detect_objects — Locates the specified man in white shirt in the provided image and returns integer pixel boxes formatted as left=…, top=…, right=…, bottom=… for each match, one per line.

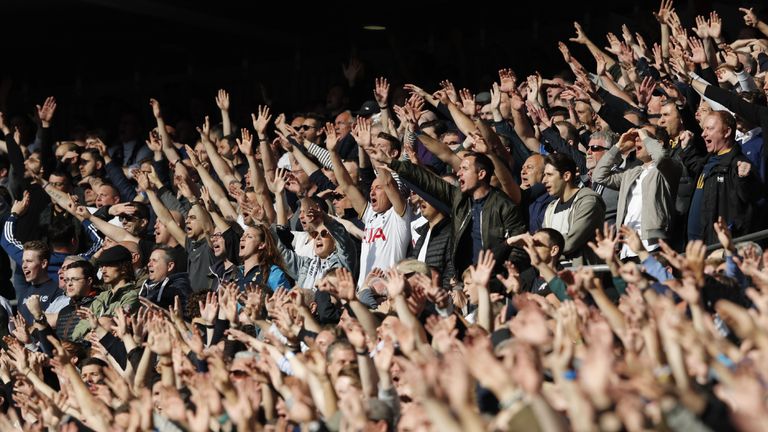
left=593, top=127, right=681, bottom=259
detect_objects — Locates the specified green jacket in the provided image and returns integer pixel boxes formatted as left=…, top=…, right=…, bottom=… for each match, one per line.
left=71, top=282, right=139, bottom=341
left=390, top=160, right=526, bottom=272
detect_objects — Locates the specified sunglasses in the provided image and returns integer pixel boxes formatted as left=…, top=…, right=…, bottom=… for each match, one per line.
left=297, top=125, right=316, bottom=131
left=309, top=229, right=331, bottom=239
left=588, top=145, right=609, bottom=152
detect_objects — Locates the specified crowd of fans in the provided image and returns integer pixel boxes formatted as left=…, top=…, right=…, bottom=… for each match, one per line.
left=1, top=1, right=768, bottom=430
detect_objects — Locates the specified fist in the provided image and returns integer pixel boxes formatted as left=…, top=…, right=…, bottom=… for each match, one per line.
left=737, top=160, right=752, bottom=178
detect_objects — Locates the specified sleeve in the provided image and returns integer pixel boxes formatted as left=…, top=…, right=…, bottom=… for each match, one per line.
left=704, top=85, right=768, bottom=130
left=724, top=254, right=747, bottom=288
left=304, top=143, right=334, bottom=169
left=389, top=159, right=456, bottom=205
left=540, top=126, right=587, bottom=175
left=1, top=214, right=24, bottom=265
left=105, top=161, right=137, bottom=202
left=641, top=255, right=673, bottom=282
left=595, top=88, right=638, bottom=133
left=546, top=277, right=571, bottom=301
left=324, top=217, right=355, bottom=271
left=157, top=186, right=190, bottom=218
left=268, top=267, right=291, bottom=291
left=270, top=226, right=306, bottom=282
left=307, top=170, right=336, bottom=195
left=152, top=160, right=173, bottom=190
left=4, top=132, right=26, bottom=200
left=592, top=147, right=624, bottom=190
left=79, top=220, right=104, bottom=260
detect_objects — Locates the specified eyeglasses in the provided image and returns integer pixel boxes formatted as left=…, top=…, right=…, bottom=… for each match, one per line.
left=210, top=232, right=223, bottom=239
left=309, top=229, right=331, bottom=239
left=64, top=277, right=86, bottom=283
left=588, top=145, right=609, bottom=152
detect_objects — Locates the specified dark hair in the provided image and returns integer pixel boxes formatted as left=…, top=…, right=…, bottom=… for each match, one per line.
left=537, top=228, right=565, bottom=260
left=304, top=112, right=325, bottom=125
left=377, top=132, right=402, bottom=155
left=544, top=153, right=578, bottom=184
left=152, top=245, right=180, bottom=274
left=67, top=260, right=97, bottom=282
left=464, top=151, right=495, bottom=183
left=23, top=240, right=51, bottom=262
left=554, top=121, right=579, bottom=145
left=80, top=357, right=108, bottom=369
left=47, top=219, right=77, bottom=249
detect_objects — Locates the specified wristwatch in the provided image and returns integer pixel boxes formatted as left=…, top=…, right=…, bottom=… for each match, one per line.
left=34, top=314, right=46, bottom=325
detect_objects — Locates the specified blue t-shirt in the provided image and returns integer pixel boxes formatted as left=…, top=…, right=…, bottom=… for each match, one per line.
left=239, top=264, right=291, bottom=293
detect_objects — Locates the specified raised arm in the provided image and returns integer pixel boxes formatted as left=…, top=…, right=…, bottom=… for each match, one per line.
left=75, top=206, right=139, bottom=243
left=197, top=116, right=241, bottom=185
left=236, top=129, right=276, bottom=224
left=326, top=123, right=368, bottom=215
left=149, top=98, right=182, bottom=165
left=252, top=106, right=276, bottom=179
left=138, top=173, right=187, bottom=245
left=183, top=144, right=238, bottom=222
left=215, top=89, right=232, bottom=137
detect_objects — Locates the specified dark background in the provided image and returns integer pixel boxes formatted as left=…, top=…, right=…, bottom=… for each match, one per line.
left=0, top=0, right=764, bottom=143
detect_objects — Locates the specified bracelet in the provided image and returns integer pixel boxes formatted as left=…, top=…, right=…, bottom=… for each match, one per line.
left=379, top=104, right=388, bottom=109
left=355, top=349, right=368, bottom=356
left=259, top=138, right=268, bottom=142
left=158, top=360, right=173, bottom=367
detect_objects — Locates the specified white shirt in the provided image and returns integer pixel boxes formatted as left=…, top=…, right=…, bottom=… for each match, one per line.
left=417, top=226, right=432, bottom=262
left=620, top=164, right=659, bottom=258
left=410, top=215, right=428, bottom=247
left=357, top=203, right=412, bottom=288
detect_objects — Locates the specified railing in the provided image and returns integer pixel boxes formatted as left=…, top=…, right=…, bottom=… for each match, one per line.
left=563, top=228, right=768, bottom=272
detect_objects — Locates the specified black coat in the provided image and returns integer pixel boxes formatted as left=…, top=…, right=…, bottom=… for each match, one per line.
left=410, top=217, right=455, bottom=288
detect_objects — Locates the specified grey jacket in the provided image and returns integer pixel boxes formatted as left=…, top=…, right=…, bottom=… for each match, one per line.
left=543, top=187, right=605, bottom=266
left=593, top=137, right=682, bottom=240
left=272, top=217, right=354, bottom=289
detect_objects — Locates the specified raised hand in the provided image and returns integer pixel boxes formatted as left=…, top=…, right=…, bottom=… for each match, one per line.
left=588, top=222, right=619, bottom=263
left=635, top=77, right=656, bottom=108
left=489, top=82, right=502, bottom=113
left=740, top=7, right=759, bottom=27
left=471, top=249, right=496, bottom=288
left=350, top=117, right=371, bottom=149
left=149, top=98, right=162, bottom=119
left=215, top=89, right=230, bottom=112
left=385, top=268, right=405, bottom=298
left=687, top=37, right=706, bottom=64
left=569, top=22, right=589, bottom=45
left=654, top=0, right=674, bottom=25
left=236, top=128, right=253, bottom=156
left=373, top=77, right=390, bottom=108
left=707, top=11, right=722, bottom=40
left=36, top=96, right=57, bottom=127
left=693, top=15, right=709, bottom=39
left=497, top=261, right=521, bottom=295
left=458, top=88, right=476, bottom=117
left=266, top=167, right=289, bottom=195
left=11, top=190, right=30, bottom=216
left=323, top=122, right=338, bottom=152
left=439, top=80, right=459, bottom=103
left=335, top=267, right=356, bottom=301
left=605, top=32, right=622, bottom=55
left=251, top=105, right=272, bottom=136
left=198, top=291, right=218, bottom=325
left=498, top=69, right=517, bottom=93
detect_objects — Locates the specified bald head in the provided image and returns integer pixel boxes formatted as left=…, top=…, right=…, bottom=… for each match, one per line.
left=520, top=154, right=545, bottom=188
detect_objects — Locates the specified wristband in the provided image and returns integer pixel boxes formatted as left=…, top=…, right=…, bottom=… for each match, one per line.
left=355, top=349, right=368, bottom=356
left=379, top=104, right=388, bottom=109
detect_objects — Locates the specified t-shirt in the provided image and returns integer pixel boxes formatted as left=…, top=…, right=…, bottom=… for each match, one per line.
left=186, top=237, right=215, bottom=292
left=17, top=279, right=62, bottom=324
left=548, top=193, right=577, bottom=238
left=358, top=204, right=412, bottom=287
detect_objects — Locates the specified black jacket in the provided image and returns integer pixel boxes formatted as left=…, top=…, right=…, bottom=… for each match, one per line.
left=682, top=144, right=763, bottom=244
left=410, top=217, right=455, bottom=288
left=139, top=273, right=192, bottom=311
left=390, top=159, right=527, bottom=273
